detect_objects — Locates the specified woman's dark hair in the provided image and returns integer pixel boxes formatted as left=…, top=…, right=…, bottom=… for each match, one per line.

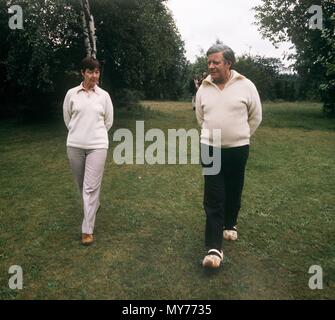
left=81, top=56, right=100, bottom=71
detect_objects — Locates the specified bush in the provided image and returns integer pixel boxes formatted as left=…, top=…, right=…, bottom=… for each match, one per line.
left=110, top=88, right=143, bottom=109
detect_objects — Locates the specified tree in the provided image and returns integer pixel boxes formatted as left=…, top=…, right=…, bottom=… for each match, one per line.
left=89, top=0, right=187, bottom=100
left=191, top=50, right=208, bottom=79
left=1, top=0, right=83, bottom=118
left=235, top=55, right=285, bottom=100
left=318, top=1, right=335, bottom=115
left=187, top=45, right=300, bottom=101
left=0, top=0, right=188, bottom=118
left=80, top=0, right=97, bottom=58
left=253, top=0, right=335, bottom=116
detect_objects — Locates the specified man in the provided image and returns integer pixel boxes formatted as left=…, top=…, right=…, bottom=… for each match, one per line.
left=63, top=57, right=114, bottom=245
left=195, top=44, right=262, bottom=268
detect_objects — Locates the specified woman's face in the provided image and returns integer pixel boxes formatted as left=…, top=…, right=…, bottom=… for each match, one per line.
left=82, top=68, right=100, bottom=87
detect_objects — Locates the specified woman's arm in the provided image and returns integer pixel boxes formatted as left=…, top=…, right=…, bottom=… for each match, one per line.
left=104, top=93, right=114, bottom=131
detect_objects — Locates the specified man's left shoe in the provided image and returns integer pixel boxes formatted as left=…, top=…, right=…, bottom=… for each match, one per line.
left=223, top=226, right=238, bottom=241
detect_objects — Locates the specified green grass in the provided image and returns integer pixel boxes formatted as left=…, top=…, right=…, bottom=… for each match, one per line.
left=0, top=101, right=334, bottom=299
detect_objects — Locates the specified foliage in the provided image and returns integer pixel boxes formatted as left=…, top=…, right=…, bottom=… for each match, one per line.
left=235, top=55, right=286, bottom=100
left=3, top=0, right=83, bottom=92
left=0, top=0, right=187, bottom=118
left=0, top=0, right=83, bottom=117
left=187, top=50, right=302, bottom=101
left=253, top=0, right=335, bottom=115
left=190, top=50, right=208, bottom=79
left=90, top=0, right=187, bottom=100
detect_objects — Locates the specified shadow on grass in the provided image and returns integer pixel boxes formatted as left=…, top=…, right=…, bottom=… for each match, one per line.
left=199, top=257, right=228, bottom=277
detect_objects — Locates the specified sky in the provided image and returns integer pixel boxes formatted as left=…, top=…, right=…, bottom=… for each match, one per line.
left=165, top=0, right=295, bottom=65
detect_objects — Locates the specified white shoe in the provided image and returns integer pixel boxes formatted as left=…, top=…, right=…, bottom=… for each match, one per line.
left=202, top=249, right=224, bottom=269
left=223, top=226, right=238, bottom=241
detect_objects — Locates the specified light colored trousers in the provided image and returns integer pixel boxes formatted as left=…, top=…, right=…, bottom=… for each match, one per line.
left=67, top=147, right=107, bottom=234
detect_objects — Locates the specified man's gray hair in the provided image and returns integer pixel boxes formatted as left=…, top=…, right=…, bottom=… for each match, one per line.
left=206, top=44, right=236, bottom=69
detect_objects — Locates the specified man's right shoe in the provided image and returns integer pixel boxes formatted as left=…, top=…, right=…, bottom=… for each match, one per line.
left=202, top=249, right=224, bottom=269
left=81, top=233, right=94, bottom=246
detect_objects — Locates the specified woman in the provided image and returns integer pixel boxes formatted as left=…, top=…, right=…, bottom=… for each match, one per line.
left=63, top=57, right=113, bottom=245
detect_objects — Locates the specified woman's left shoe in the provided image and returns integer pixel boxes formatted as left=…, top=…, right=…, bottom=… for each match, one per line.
left=81, top=233, right=94, bottom=245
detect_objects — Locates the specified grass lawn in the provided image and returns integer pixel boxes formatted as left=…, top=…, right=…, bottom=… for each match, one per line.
left=0, top=101, right=334, bottom=299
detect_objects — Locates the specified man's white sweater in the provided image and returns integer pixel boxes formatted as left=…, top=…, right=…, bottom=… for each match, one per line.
left=63, top=83, right=114, bottom=149
left=195, top=70, right=262, bottom=148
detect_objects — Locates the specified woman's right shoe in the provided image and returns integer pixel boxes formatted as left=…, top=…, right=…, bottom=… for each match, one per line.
left=202, top=249, right=223, bottom=269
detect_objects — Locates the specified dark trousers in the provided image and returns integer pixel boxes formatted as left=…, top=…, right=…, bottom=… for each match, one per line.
left=201, top=144, right=249, bottom=250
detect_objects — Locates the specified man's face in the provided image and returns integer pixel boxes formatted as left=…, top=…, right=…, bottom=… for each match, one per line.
left=82, top=68, right=100, bottom=87
left=207, top=52, right=231, bottom=83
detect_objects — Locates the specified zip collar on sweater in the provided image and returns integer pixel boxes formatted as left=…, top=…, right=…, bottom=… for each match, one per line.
left=202, top=70, right=245, bottom=90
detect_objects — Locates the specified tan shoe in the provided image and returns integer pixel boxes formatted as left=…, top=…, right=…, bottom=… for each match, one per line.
left=202, top=249, right=224, bottom=269
left=223, top=226, right=238, bottom=241
left=81, top=233, right=94, bottom=246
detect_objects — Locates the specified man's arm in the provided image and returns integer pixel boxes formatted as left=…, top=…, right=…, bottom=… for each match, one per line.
left=195, top=90, right=204, bottom=127
left=247, top=83, right=262, bottom=136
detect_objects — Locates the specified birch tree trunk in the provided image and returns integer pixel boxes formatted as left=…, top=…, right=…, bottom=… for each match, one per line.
left=80, top=0, right=97, bottom=58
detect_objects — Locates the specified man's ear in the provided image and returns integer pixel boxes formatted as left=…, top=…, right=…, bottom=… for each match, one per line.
left=81, top=69, right=85, bottom=78
left=224, top=60, right=232, bottom=68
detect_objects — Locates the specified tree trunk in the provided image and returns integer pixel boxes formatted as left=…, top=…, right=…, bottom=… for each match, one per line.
left=80, top=0, right=97, bottom=58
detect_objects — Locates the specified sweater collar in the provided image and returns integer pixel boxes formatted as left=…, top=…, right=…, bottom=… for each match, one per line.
left=77, top=82, right=100, bottom=95
left=203, top=70, right=245, bottom=89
